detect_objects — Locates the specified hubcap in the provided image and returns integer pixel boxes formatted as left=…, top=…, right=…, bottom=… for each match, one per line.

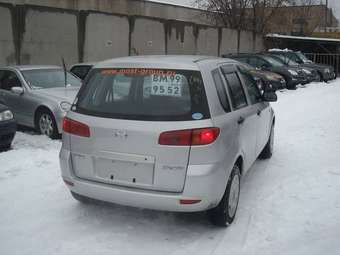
left=39, top=114, right=53, bottom=137
left=228, top=174, right=240, bottom=218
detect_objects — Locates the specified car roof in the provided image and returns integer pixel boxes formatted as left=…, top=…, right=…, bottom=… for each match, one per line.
left=94, top=55, right=234, bottom=70
left=2, top=65, right=62, bottom=71
left=70, top=62, right=97, bottom=68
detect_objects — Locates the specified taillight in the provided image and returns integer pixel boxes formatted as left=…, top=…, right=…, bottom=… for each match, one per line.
left=159, top=127, right=219, bottom=146
left=192, top=128, right=220, bottom=145
left=63, top=117, right=90, bottom=137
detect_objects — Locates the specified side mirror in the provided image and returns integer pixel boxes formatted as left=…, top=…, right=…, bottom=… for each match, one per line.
left=262, top=91, right=277, bottom=102
left=11, top=87, right=24, bottom=95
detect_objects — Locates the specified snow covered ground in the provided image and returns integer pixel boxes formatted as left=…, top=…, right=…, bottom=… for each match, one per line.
left=1, top=81, right=340, bottom=255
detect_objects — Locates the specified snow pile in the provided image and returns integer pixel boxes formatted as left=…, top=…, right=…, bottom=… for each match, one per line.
left=268, top=48, right=292, bottom=52
left=1, top=81, right=340, bottom=255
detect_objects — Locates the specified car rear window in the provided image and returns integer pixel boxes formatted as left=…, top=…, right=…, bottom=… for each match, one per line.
left=74, top=68, right=210, bottom=121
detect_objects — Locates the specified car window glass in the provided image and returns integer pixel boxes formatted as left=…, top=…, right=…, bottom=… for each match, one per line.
left=248, top=57, right=259, bottom=67
left=76, top=68, right=210, bottom=121
left=256, top=57, right=268, bottom=68
left=221, top=69, right=247, bottom=110
left=211, top=69, right=230, bottom=112
left=238, top=66, right=262, bottom=105
left=234, top=57, right=248, bottom=64
left=22, top=69, right=81, bottom=89
left=0, top=71, right=21, bottom=91
left=70, top=66, right=92, bottom=80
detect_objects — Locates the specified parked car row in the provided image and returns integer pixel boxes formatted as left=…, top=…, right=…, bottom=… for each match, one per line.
left=0, top=53, right=335, bottom=227
left=0, top=50, right=335, bottom=144
left=222, top=50, right=336, bottom=90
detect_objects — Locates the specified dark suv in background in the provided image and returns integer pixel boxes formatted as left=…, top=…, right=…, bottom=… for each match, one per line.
left=268, top=50, right=336, bottom=82
left=266, top=53, right=319, bottom=83
left=223, top=53, right=307, bottom=89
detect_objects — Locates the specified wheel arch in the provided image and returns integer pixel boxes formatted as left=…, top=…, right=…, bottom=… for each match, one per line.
left=235, top=155, right=244, bottom=176
left=34, top=105, right=55, bottom=129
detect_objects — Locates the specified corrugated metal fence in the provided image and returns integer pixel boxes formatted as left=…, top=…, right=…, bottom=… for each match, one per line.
left=304, top=53, right=340, bottom=76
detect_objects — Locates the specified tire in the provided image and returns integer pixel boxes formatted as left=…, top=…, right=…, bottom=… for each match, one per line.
left=71, top=191, right=92, bottom=204
left=36, top=109, right=59, bottom=139
left=315, top=72, right=322, bottom=82
left=0, top=143, right=11, bottom=152
left=209, top=164, right=241, bottom=227
left=284, top=77, right=296, bottom=90
left=259, top=124, right=274, bottom=159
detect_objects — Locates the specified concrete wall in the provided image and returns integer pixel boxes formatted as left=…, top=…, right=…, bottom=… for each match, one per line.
left=83, top=13, right=129, bottom=62
left=196, top=27, right=219, bottom=56
left=130, top=17, right=166, bottom=55
left=0, top=0, right=212, bottom=25
left=166, top=23, right=196, bottom=55
left=0, top=5, right=15, bottom=66
left=220, top=28, right=239, bottom=55
left=239, top=31, right=254, bottom=53
left=0, top=2, right=264, bottom=67
left=20, top=8, right=78, bottom=65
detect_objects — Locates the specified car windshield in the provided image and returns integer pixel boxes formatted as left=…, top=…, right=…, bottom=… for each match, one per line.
left=273, top=54, right=299, bottom=66
left=296, top=52, right=312, bottom=63
left=262, top=56, right=285, bottom=67
left=75, top=68, right=210, bottom=121
left=239, top=63, right=254, bottom=70
left=22, top=69, right=82, bottom=89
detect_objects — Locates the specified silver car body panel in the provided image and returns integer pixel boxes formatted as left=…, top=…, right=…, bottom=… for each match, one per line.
left=59, top=55, right=275, bottom=212
left=0, top=66, right=80, bottom=133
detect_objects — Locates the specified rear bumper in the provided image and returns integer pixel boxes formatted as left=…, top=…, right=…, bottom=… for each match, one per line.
left=59, top=148, right=227, bottom=212
left=0, top=120, right=16, bottom=147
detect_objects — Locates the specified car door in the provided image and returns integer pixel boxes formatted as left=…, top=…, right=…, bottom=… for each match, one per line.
left=220, top=65, right=258, bottom=172
left=0, top=70, right=30, bottom=125
left=237, top=65, right=271, bottom=157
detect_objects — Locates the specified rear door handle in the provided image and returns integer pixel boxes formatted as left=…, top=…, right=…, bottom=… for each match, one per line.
left=257, top=109, right=262, bottom=116
left=237, top=116, right=245, bottom=125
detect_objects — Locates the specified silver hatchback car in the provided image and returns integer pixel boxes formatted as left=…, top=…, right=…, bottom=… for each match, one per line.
left=0, top=66, right=81, bottom=138
left=60, top=56, right=276, bottom=226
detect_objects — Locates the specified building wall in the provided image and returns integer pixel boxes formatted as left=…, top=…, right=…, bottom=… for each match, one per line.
left=166, top=22, right=196, bottom=55
left=0, top=5, right=15, bottom=66
left=83, top=13, right=129, bottom=62
left=0, top=0, right=212, bottom=25
left=130, top=17, right=166, bottom=55
left=0, top=1, right=263, bottom=67
left=20, top=8, right=78, bottom=65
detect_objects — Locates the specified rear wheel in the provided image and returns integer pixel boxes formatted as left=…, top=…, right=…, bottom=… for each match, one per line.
left=315, top=72, right=322, bottom=82
left=259, top=124, right=274, bottom=159
left=284, top=77, right=296, bottom=90
left=36, top=109, right=59, bottom=139
left=209, top=164, right=241, bottom=227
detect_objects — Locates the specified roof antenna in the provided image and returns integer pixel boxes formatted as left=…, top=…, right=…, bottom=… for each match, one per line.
left=61, top=57, right=67, bottom=88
